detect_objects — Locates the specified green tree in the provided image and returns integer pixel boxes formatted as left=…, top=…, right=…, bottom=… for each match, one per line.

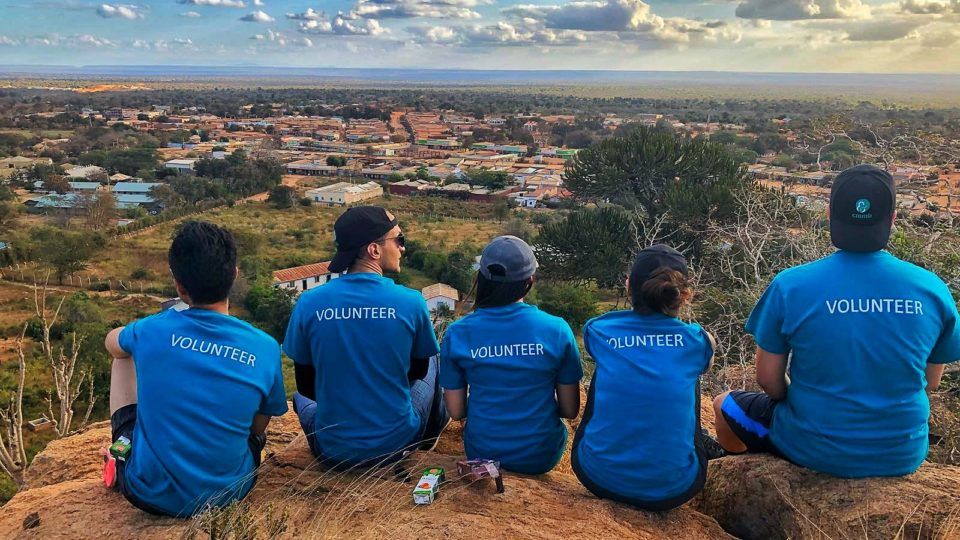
left=244, top=281, right=296, bottom=340
left=654, top=118, right=676, bottom=136
left=535, top=206, right=635, bottom=289
left=268, top=185, right=295, bottom=209
left=43, top=176, right=71, bottom=194
left=34, top=228, right=104, bottom=283
left=564, top=126, right=751, bottom=228
left=771, top=154, right=799, bottom=170
left=0, top=202, right=18, bottom=231
left=529, top=281, right=599, bottom=331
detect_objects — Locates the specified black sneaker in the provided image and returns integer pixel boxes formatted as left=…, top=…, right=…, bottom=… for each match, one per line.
left=699, top=429, right=727, bottom=461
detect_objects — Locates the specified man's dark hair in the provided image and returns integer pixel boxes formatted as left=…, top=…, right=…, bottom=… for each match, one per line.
left=168, top=221, right=237, bottom=305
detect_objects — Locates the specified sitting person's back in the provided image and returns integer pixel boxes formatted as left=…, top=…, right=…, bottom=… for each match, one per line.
left=105, top=221, right=288, bottom=516
left=284, top=206, right=448, bottom=466
left=440, top=236, right=583, bottom=474
left=286, top=271, right=436, bottom=462
left=714, top=164, right=960, bottom=478
left=741, top=249, right=956, bottom=476
left=572, top=245, right=716, bottom=510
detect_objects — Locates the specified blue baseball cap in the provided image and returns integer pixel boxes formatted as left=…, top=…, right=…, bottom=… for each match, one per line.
left=479, top=236, right=538, bottom=282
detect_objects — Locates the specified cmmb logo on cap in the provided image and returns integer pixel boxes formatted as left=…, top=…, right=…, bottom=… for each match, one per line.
left=853, top=198, right=873, bottom=219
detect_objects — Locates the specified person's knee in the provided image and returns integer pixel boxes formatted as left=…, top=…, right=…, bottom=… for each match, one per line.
left=713, top=391, right=730, bottom=421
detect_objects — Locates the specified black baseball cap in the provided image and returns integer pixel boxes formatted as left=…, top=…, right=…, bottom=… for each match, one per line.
left=630, top=244, right=688, bottom=286
left=329, top=206, right=398, bottom=273
left=829, top=164, right=895, bottom=253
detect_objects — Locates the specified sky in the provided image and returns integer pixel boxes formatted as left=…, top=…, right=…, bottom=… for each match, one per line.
left=0, top=0, right=959, bottom=72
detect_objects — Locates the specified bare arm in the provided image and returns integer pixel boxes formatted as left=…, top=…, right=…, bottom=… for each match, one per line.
left=926, top=363, right=946, bottom=395
left=556, top=384, right=580, bottom=419
left=756, top=347, right=789, bottom=401
left=252, top=414, right=271, bottom=436
left=444, top=388, right=467, bottom=421
left=105, top=327, right=131, bottom=359
left=705, top=332, right=717, bottom=372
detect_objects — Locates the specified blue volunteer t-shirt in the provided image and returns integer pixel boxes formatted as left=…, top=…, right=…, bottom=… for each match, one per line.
left=117, top=308, right=288, bottom=516
left=283, top=272, right=440, bottom=463
left=439, top=302, right=582, bottom=474
left=746, top=250, right=960, bottom=478
left=574, top=310, right=712, bottom=501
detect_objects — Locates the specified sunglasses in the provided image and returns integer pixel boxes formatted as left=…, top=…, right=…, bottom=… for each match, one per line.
left=376, top=233, right=405, bottom=248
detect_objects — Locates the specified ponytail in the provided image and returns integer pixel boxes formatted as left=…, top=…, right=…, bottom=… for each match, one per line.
left=633, top=268, right=692, bottom=317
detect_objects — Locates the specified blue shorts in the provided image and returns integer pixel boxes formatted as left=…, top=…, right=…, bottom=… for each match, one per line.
left=719, top=391, right=784, bottom=456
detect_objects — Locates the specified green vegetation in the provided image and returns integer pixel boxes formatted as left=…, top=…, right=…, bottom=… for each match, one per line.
left=565, top=126, right=751, bottom=232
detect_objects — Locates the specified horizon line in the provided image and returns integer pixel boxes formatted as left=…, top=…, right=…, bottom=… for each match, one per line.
left=1, top=64, right=960, bottom=77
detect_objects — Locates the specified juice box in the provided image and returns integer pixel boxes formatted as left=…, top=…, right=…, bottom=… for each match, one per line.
left=412, top=467, right=445, bottom=505
left=109, top=435, right=132, bottom=461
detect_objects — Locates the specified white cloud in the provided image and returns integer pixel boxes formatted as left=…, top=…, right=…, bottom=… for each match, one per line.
left=96, top=4, right=143, bottom=19
left=843, top=20, right=923, bottom=40
left=72, top=34, right=118, bottom=47
left=240, top=9, right=274, bottom=22
left=251, top=28, right=315, bottom=46
left=735, top=0, right=871, bottom=20
left=253, top=0, right=264, bottom=4
left=286, top=8, right=324, bottom=20
left=921, top=27, right=960, bottom=46
left=132, top=37, right=197, bottom=51
left=502, top=0, right=663, bottom=31
left=900, top=0, right=960, bottom=13
left=492, top=0, right=743, bottom=47
left=407, top=21, right=590, bottom=45
left=352, top=0, right=487, bottom=19
left=296, top=12, right=388, bottom=35
left=180, top=10, right=201, bottom=17
left=0, top=36, right=20, bottom=46
left=177, top=0, right=246, bottom=7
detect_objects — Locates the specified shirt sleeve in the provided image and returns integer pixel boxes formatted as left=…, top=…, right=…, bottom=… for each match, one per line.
left=117, top=318, right=142, bottom=357
left=745, top=278, right=790, bottom=355
left=557, top=323, right=584, bottom=385
left=438, top=332, right=466, bottom=390
left=699, top=325, right=715, bottom=375
left=259, top=345, right=290, bottom=416
left=929, top=288, right=960, bottom=365
left=282, top=300, right=312, bottom=366
left=582, top=320, right=598, bottom=363
left=412, top=297, right=441, bottom=359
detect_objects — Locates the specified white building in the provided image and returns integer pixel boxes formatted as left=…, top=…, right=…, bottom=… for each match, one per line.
left=164, top=159, right=198, bottom=174
left=273, top=261, right=342, bottom=293
left=64, top=165, right=107, bottom=179
left=422, top=283, right=459, bottom=313
left=305, top=181, right=383, bottom=206
left=112, top=182, right=162, bottom=197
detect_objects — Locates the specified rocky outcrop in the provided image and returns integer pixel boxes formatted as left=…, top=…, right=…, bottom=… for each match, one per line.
left=6, top=402, right=959, bottom=540
left=1, top=407, right=730, bottom=539
left=699, top=455, right=960, bottom=540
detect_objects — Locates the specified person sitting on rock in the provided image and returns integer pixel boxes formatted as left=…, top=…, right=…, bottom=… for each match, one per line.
left=572, top=244, right=721, bottom=511
left=284, top=206, right=449, bottom=467
left=439, top=236, right=583, bottom=474
left=104, top=221, right=288, bottom=517
left=714, top=164, right=960, bottom=478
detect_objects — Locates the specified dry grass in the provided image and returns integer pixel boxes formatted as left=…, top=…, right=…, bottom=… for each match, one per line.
left=79, top=198, right=504, bottom=291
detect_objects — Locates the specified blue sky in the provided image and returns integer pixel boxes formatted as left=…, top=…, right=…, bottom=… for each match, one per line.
left=1, top=0, right=958, bottom=72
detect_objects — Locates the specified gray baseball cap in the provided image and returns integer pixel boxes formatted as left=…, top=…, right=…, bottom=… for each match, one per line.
left=479, top=236, right=538, bottom=282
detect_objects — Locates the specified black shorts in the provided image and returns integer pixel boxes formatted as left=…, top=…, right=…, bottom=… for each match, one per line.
left=110, top=404, right=267, bottom=517
left=719, top=391, right=783, bottom=456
